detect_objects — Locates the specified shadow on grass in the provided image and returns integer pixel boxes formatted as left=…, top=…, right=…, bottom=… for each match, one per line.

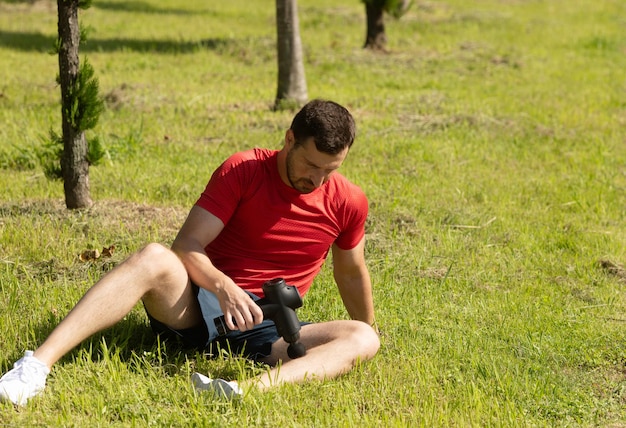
left=27, top=311, right=205, bottom=372
left=92, top=0, right=217, bottom=16
left=0, top=30, right=254, bottom=55
left=0, top=30, right=54, bottom=52
left=1, top=0, right=216, bottom=15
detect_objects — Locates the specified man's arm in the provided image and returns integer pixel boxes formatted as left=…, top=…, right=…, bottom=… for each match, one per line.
left=171, top=205, right=263, bottom=331
left=331, top=237, right=375, bottom=325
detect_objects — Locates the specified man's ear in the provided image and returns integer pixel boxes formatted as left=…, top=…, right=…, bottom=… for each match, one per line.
left=285, top=129, right=295, bottom=149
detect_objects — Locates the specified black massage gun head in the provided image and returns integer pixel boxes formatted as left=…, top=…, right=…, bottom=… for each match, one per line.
left=262, top=278, right=303, bottom=309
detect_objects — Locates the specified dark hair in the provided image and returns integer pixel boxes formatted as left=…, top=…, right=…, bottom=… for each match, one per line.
left=289, top=99, right=356, bottom=154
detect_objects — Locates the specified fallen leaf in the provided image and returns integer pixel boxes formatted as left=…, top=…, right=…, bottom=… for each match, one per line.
left=102, top=245, right=116, bottom=257
left=79, top=249, right=100, bottom=262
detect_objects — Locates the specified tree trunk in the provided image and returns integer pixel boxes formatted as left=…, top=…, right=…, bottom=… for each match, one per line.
left=57, top=0, right=92, bottom=209
left=364, top=1, right=387, bottom=51
left=274, top=0, right=308, bottom=110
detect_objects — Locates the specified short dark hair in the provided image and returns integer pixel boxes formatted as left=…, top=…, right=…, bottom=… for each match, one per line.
left=289, top=99, right=356, bottom=154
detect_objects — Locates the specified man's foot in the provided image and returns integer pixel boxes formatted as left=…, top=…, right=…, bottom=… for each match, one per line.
left=191, top=372, right=242, bottom=400
left=0, top=351, right=50, bottom=406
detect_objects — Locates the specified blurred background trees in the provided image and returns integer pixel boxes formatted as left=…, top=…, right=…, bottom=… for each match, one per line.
left=362, top=0, right=412, bottom=51
left=275, top=0, right=308, bottom=110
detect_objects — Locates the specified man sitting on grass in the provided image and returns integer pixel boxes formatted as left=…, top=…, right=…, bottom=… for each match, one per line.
left=0, top=99, right=380, bottom=406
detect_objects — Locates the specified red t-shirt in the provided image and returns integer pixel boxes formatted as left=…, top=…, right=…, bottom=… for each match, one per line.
left=195, top=148, right=368, bottom=298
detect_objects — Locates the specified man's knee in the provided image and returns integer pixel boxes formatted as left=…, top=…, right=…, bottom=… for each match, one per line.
left=308, top=320, right=380, bottom=359
left=347, top=320, right=380, bottom=360
left=131, top=243, right=187, bottom=283
left=137, top=242, right=173, bottom=259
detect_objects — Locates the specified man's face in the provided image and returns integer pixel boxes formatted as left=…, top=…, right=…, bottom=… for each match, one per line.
left=285, top=137, right=349, bottom=194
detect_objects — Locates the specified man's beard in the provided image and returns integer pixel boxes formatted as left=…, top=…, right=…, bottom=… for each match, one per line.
left=286, top=148, right=315, bottom=194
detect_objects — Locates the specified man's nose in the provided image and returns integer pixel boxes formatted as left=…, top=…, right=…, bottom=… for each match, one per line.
left=310, top=171, right=326, bottom=188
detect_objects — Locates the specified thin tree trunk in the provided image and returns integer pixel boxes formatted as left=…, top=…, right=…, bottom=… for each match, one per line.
left=57, top=0, right=92, bottom=209
left=364, top=1, right=387, bottom=51
left=275, top=0, right=308, bottom=109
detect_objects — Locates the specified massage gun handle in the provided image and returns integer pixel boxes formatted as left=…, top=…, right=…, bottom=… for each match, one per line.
left=213, top=300, right=301, bottom=342
left=271, top=305, right=302, bottom=344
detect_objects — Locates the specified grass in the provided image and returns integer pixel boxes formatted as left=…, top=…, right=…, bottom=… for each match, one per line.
left=1, top=0, right=626, bottom=425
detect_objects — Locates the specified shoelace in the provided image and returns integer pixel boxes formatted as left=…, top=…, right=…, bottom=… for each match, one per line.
left=12, top=359, right=46, bottom=383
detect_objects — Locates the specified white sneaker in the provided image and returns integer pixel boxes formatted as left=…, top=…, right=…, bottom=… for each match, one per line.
left=0, top=351, right=50, bottom=406
left=191, top=372, right=242, bottom=400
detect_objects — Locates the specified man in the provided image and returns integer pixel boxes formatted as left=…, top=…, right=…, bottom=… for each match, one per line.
left=0, top=99, right=380, bottom=405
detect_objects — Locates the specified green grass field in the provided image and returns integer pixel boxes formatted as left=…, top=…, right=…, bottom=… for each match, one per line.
left=1, top=0, right=625, bottom=425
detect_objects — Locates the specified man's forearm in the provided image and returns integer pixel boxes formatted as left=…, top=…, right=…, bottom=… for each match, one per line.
left=171, top=238, right=227, bottom=294
left=335, top=274, right=375, bottom=325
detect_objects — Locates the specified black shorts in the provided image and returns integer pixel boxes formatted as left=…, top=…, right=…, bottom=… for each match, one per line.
left=145, top=311, right=282, bottom=361
left=145, top=309, right=210, bottom=351
left=145, top=285, right=307, bottom=361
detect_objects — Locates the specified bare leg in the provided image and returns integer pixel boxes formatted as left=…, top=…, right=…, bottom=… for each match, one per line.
left=244, top=320, right=380, bottom=390
left=33, top=243, right=201, bottom=368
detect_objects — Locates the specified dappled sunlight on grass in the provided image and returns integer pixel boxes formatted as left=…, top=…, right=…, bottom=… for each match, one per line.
left=1, top=0, right=625, bottom=425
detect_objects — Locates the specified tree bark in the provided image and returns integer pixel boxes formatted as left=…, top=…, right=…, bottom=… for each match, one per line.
left=275, top=0, right=308, bottom=109
left=364, top=1, right=387, bottom=51
left=57, top=0, right=92, bottom=209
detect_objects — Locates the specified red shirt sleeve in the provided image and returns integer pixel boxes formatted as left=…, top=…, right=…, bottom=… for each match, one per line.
left=195, top=151, right=255, bottom=225
left=334, top=184, right=368, bottom=250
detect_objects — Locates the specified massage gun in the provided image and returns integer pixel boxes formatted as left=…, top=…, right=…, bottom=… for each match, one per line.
left=213, top=278, right=307, bottom=359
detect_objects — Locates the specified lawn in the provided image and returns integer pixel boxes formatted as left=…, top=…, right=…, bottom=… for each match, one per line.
left=1, top=0, right=625, bottom=426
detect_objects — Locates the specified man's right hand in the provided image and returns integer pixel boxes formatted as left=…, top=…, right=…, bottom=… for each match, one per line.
left=214, top=278, right=264, bottom=332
